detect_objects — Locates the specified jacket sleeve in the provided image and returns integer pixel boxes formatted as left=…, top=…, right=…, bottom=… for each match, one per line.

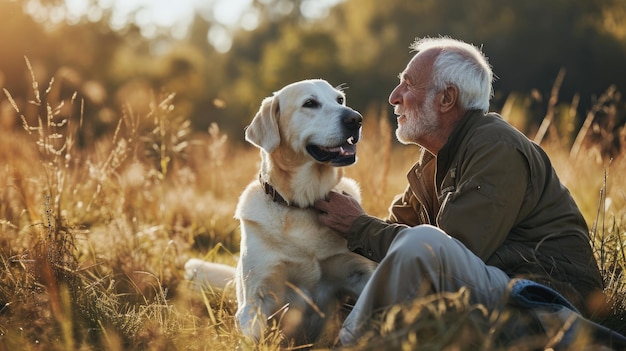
left=437, top=142, right=529, bottom=261
left=344, top=215, right=409, bottom=262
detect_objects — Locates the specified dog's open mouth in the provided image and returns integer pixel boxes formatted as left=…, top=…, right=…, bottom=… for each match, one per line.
left=306, top=136, right=357, bottom=166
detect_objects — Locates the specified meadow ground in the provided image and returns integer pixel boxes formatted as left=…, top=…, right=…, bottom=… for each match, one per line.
left=0, top=79, right=625, bottom=350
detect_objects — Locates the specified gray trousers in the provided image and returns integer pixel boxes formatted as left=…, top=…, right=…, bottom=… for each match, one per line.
left=340, top=224, right=511, bottom=345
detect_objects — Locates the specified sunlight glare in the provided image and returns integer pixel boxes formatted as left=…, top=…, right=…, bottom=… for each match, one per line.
left=62, top=0, right=343, bottom=49
left=208, top=25, right=233, bottom=53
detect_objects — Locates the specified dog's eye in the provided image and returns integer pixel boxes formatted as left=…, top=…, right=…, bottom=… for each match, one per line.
left=303, top=99, right=320, bottom=108
left=337, top=96, right=345, bottom=105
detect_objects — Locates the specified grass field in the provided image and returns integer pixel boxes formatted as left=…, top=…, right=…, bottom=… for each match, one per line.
left=0, top=72, right=624, bottom=350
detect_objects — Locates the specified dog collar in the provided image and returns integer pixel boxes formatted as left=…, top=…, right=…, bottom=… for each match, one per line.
left=259, top=175, right=309, bottom=209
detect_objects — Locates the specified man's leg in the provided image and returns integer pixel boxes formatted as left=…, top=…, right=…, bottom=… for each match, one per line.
left=340, top=225, right=510, bottom=345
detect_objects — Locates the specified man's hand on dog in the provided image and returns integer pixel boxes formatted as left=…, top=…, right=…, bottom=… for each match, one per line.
left=315, top=191, right=366, bottom=235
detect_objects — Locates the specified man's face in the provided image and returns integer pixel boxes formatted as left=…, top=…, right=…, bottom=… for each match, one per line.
left=389, top=52, right=439, bottom=145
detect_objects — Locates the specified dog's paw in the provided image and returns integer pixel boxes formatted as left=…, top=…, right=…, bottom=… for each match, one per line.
left=184, top=258, right=236, bottom=290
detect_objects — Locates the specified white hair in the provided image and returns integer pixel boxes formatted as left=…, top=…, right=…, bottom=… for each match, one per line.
left=410, top=37, right=494, bottom=113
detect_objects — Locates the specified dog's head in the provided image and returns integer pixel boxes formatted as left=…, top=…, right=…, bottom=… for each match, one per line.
left=245, top=79, right=362, bottom=167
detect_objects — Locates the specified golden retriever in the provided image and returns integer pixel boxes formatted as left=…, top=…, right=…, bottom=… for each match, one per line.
left=185, top=79, right=376, bottom=346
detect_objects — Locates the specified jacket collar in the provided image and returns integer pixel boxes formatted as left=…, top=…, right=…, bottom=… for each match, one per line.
left=407, top=109, right=485, bottom=195
left=407, top=148, right=437, bottom=223
left=436, top=109, right=485, bottom=188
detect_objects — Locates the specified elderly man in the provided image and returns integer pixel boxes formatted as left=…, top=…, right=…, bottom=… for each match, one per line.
left=314, top=37, right=612, bottom=346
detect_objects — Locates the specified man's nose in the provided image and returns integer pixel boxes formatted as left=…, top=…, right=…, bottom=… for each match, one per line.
left=389, top=85, right=401, bottom=106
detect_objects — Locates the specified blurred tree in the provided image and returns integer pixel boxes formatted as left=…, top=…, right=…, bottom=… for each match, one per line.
left=319, top=0, right=626, bottom=132
left=476, top=0, right=626, bottom=112
left=1, top=0, right=625, bottom=146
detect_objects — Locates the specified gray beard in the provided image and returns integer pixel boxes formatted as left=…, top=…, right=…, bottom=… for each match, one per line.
left=395, top=92, right=437, bottom=145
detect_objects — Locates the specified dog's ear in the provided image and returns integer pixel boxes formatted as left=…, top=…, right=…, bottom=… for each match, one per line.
left=245, top=95, right=280, bottom=152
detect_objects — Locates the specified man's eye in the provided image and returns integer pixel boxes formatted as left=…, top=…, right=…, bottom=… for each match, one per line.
left=337, top=96, right=345, bottom=105
left=303, top=99, right=320, bottom=108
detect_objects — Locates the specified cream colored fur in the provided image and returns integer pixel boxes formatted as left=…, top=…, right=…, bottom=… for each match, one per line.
left=185, top=79, right=375, bottom=346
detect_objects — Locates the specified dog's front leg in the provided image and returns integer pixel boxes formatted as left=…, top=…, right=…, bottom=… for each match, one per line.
left=236, top=262, right=288, bottom=340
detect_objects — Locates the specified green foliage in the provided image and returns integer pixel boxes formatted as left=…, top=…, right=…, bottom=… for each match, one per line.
left=2, top=0, right=625, bottom=144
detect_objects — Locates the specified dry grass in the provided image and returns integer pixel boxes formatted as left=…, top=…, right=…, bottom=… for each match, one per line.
left=0, top=65, right=624, bottom=350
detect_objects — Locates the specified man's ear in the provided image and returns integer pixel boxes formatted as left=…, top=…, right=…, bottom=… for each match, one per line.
left=244, top=95, right=281, bottom=152
left=440, top=85, right=458, bottom=113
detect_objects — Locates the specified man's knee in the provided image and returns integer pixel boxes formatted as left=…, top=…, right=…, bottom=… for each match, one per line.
left=385, top=225, right=457, bottom=266
left=388, top=224, right=453, bottom=253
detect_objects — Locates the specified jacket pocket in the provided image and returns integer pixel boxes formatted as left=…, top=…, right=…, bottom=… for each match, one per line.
left=436, top=177, right=501, bottom=225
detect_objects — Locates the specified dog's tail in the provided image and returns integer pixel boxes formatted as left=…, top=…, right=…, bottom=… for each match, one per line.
left=184, top=258, right=236, bottom=290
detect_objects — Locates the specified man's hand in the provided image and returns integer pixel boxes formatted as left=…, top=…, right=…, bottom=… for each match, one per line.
left=314, top=191, right=367, bottom=235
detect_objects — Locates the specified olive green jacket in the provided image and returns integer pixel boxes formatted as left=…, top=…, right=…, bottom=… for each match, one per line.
left=346, top=110, right=603, bottom=313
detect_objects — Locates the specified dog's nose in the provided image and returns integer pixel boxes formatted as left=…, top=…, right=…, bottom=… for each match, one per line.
left=342, top=110, right=363, bottom=130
